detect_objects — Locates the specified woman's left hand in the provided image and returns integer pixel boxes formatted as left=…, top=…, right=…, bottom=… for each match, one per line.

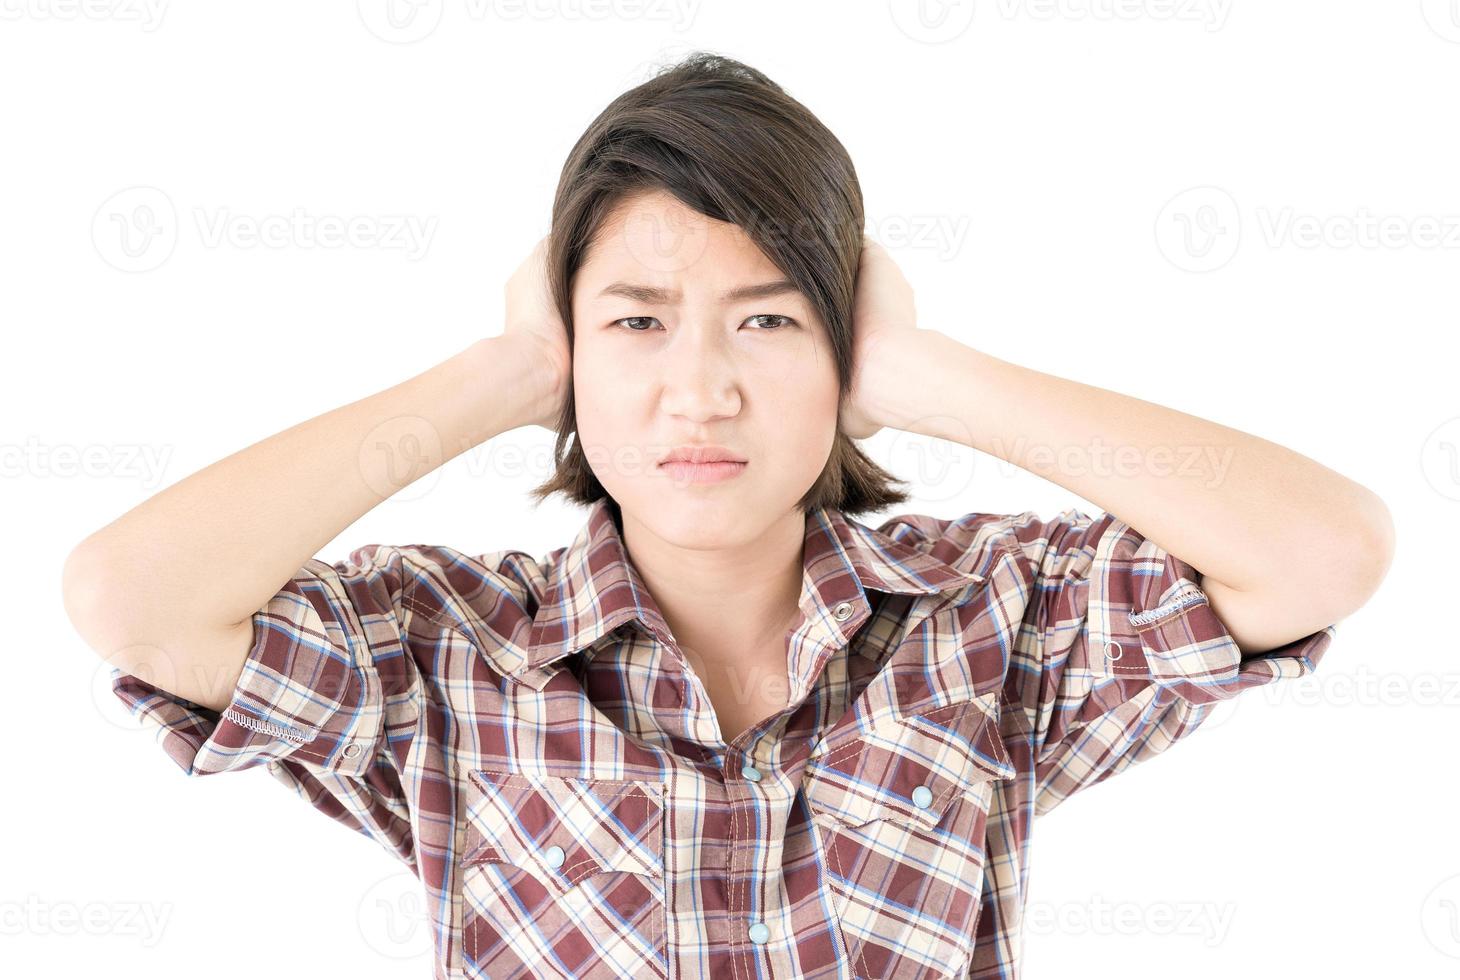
left=840, top=235, right=925, bottom=440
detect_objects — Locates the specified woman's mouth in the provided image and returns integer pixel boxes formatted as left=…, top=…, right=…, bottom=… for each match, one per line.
left=658, top=460, right=748, bottom=485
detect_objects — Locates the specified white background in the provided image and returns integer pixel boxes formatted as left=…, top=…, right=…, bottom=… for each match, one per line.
left=5, top=1, right=1457, bottom=977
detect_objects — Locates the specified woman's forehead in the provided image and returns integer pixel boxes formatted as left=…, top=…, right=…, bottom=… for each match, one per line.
left=579, top=239, right=793, bottom=302
left=583, top=190, right=781, bottom=281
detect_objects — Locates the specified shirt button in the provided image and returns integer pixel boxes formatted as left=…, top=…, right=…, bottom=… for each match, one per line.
left=747, top=921, right=770, bottom=944
left=741, top=764, right=762, bottom=782
left=542, top=845, right=565, bottom=870
left=832, top=601, right=853, bottom=622
left=911, top=785, right=934, bottom=809
left=341, top=742, right=361, bottom=759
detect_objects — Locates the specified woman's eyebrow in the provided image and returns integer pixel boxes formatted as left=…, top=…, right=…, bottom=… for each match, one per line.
left=597, top=280, right=800, bottom=303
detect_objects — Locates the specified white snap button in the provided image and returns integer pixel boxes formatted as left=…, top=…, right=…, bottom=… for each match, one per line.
left=748, top=921, right=769, bottom=944
left=741, top=764, right=762, bottom=783
left=911, top=785, right=934, bottom=809
left=1104, top=641, right=1123, bottom=662
left=832, top=601, right=853, bottom=621
left=542, top=845, right=565, bottom=870
left=341, top=742, right=361, bottom=759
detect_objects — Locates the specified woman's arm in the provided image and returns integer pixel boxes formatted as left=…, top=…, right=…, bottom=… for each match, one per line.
left=844, top=241, right=1395, bottom=656
left=62, top=240, right=571, bottom=709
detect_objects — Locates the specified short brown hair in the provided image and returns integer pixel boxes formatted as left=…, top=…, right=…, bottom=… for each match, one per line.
left=527, top=51, right=912, bottom=519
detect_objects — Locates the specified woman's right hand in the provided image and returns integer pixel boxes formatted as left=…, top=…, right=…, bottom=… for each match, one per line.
left=502, top=235, right=572, bottom=430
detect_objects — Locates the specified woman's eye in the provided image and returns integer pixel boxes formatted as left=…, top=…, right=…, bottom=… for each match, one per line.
left=612, top=314, right=793, bottom=332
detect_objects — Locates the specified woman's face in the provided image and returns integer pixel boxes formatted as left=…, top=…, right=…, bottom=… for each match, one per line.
left=570, top=187, right=841, bottom=545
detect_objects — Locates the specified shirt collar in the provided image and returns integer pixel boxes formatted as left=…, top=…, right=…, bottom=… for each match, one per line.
left=518, top=498, right=984, bottom=679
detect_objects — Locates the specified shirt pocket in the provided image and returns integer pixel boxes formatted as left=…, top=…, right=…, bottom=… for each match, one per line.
left=458, top=769, right=667, bottom=980
left=802, top=690, right=1016, bottom=980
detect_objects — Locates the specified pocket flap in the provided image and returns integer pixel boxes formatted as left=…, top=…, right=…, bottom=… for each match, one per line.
left=803, top=691, right=1015, bottom=830
left=462, top=770, right=664, bottom=886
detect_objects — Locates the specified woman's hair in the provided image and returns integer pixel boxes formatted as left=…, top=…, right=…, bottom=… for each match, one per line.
left=527, top=50, right=912, bottom=518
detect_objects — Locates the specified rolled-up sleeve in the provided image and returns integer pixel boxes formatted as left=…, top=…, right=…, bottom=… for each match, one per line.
left=110, top=545, right=425, bottom=866
left=1006, top=508, right=1336, bottom=816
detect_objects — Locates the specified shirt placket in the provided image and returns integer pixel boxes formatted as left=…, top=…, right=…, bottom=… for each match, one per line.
left=725, top=737, right=771, bottom=975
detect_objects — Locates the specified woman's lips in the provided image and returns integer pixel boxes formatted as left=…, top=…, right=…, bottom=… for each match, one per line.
left=658, top=460, right=748, bottom=485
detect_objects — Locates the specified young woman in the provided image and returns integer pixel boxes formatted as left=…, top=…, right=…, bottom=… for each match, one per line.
left=64, top=52, right=1394, bottom=980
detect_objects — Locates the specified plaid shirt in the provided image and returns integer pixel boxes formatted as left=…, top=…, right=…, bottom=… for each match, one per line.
left=111, top=497, right=1335, bottom=979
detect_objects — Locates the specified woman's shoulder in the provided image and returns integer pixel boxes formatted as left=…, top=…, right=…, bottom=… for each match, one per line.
left=871, top=506, right=1109, bottom=573
left=322, top=542, right=550, bottom=629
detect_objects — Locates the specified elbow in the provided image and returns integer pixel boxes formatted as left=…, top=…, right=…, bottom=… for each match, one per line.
left=61, top=542, right=114, bottom=639
left=1337, top=490, right=1396, bottom=608
left=61, top=541, right=142, bottom=661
